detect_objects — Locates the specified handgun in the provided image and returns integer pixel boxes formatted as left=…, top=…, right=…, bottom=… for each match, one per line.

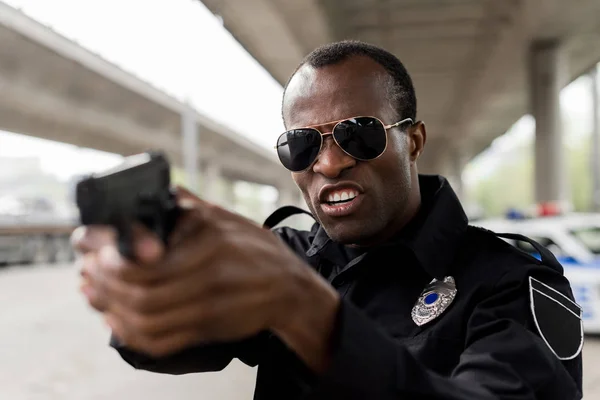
left=75, top=151, right=180, bottom=260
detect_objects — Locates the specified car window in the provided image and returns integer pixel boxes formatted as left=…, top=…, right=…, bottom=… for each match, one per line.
left=570, top=227, right=600, bottom=255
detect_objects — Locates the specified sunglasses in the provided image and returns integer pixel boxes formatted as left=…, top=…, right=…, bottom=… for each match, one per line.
left=275, top=116, right=414, bottom=172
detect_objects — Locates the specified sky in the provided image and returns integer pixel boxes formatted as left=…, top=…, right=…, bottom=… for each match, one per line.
left=0, top=0, right=285, bottom=179
left=0, top=0, right=597, bottom=185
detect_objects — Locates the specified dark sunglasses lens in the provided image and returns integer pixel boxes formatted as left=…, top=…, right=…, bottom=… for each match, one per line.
left=276, top=129, right=322, bottom=171
left=333, top=117, right=386, bottom=160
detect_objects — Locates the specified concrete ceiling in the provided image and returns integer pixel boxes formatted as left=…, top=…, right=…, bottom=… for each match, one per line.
left=200, top=0, right=600, bottom=172
left=0, top=1, right=297, bottom=192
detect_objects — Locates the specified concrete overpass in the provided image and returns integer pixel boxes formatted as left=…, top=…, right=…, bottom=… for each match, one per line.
left=200, top=0, right=600, bottom=204
left=0, top=1, right=302, bottom=211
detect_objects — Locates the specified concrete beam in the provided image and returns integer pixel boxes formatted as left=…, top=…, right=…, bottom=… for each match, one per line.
left=449, top=0, right=540, bottom=138
left=342, top=1, right=489, bottom=20
left=0, top=1, right=182, bottom=114
left=0, top=2, right=280, bottom=168
left=0, top=72, right=290, bottom=191
left=353, top=21, right=492, bottom=40
left=0, top=74, right=180, bottom=156
left=200, top=0, right=306, bottom=84
left=268, top=0, right=331, bottom=52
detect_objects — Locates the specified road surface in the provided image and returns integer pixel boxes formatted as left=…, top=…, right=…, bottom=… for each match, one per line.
left=0, top=263, right=599, bottom=399
left=0, top=263, right=256, bottom=400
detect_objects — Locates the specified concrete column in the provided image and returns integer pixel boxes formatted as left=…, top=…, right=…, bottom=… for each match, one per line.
left=181, top=100, right=199, bottom=193
left=590, top=65, right=600, bottom=211
left=529, top=39, right=568, bottom=205
left=202, top=163, right=221, bottom=203
left=221, top=179, right=237, bottom=211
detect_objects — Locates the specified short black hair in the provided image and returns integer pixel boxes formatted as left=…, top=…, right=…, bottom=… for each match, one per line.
left=282, top=40, right=417, bottom=124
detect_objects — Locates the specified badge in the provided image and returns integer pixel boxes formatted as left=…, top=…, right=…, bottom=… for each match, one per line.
left=529, top=277, right=583, bottom=360
left=412, top=276, right=457, bottom=326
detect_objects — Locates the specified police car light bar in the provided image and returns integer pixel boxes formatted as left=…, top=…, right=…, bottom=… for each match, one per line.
left=505, top=201, right=571, bottom=220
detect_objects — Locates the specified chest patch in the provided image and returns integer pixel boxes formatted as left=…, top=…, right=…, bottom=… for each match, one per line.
left=412, top=276, right=457, bottom=326
left=529, top=277, right=583, bottom=360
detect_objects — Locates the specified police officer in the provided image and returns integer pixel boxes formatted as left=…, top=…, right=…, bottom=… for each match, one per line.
left=74, top=40, right=583, bottom=399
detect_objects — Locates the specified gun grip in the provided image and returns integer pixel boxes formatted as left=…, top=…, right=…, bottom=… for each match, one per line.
left=116, top=223, right=136, bottom=260
left=136, top=192, right=179, bottom=247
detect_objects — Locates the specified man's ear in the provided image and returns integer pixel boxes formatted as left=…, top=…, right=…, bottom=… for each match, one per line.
left=409, top=121, right=426, bottom=163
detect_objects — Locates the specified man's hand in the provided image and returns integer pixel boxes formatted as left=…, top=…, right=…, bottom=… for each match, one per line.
left=73, top=187, right=340, bottom=373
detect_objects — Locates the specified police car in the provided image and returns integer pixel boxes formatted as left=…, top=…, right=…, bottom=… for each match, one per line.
left=474, top=205, right=600, bottom=334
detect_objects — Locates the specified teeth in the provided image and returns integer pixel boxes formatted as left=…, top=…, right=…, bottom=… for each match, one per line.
left=327, top=190, right=358, bottom=203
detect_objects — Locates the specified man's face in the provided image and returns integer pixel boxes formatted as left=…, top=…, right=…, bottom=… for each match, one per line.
left=282, top=56, right=424, bottom=245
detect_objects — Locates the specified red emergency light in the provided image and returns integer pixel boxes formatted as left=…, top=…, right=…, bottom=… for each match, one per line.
left=537, top=202, right=562, bottom=217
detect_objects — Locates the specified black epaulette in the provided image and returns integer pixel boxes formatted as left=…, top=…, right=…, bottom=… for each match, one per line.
left=472, top=226, right=564, bottom=273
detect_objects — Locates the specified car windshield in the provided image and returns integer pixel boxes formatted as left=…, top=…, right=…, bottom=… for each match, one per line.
left=571, top=226, right=600, bottom=255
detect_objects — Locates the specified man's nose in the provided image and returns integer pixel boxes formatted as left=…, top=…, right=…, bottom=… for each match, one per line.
left=312, top=137, right=356, bottom=178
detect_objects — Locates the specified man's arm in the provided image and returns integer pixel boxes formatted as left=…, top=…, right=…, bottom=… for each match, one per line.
left=109, top=332, right=268, bottom=375
left=103, top=226, right=310, bottom=376
left=278, top=265, right=583, bottom=399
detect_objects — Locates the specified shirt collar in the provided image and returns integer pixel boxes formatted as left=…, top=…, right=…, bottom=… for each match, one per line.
left=305, top=175, right=468, bottom=279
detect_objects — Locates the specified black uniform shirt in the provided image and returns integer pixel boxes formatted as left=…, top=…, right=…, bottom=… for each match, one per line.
left=112, top=175, right=584, bottom=400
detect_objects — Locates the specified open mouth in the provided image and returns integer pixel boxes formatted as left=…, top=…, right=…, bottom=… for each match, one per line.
left=324, top=189, right=359, bottom=205
left=317, top=183, right=366, bottom=218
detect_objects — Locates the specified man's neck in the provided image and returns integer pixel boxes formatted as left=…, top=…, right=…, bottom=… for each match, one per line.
left=348, top=177, right=422, bottom=248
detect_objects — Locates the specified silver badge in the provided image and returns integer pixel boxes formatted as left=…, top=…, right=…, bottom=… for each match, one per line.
left=411, top=276, right=457, bottom=326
